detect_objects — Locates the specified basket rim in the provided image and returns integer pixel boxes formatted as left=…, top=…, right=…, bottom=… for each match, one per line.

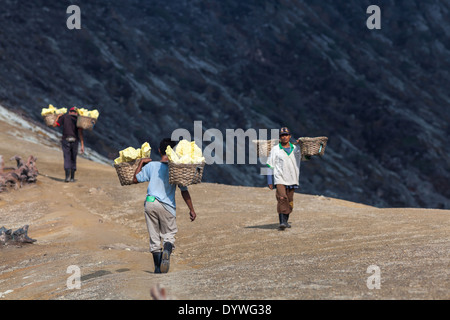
left=298, top=136, right=328, bottom=141
left=113, top=158, right=148, bottom=167
left=77, top=114, right=97, bottom=120
left=168, top=161, right=206, bottom=166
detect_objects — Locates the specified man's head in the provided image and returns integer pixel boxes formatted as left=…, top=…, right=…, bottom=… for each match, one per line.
left=159, top=138, right=177, bottom=156
left=279, top=127, right=291, bottom=144
left=69, top=107, right=77, bottom=114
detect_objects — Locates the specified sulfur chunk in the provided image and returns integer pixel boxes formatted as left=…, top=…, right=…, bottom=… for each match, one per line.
left=89, top=110, right=100, bottom=119
left=166, top=146, right=180, bottom=163
left=175, top=140, right=191, bottom=158
left=140, top=142, right=151, bottom=158
left=115, top=142, right=151, bottom=164
left=41, top=104, right=67, bottom=116
left=121, top=147, right=140, bottom=162
left=167, top=140, right=204, bottom=164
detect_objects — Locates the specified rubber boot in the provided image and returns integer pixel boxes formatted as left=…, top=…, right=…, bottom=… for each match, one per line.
left=279, top=214, right=287, bottom=230
left=160, top=242, right=173, bottom=273
left=64, top=169, right=70, bottom=183
left=284, top=214, right=291, bottom=228
left=152, top=252, right=162, bottom=274
left=70, top=169, right=75, bottom=182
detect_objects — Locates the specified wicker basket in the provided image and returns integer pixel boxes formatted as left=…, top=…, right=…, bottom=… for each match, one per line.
left=252, top=139, right=279, bottom=158
left=77, top=115, right=97, bottom=130
left=298, top=136, right=328, bottom=157
left=114, top=158, right=147, bottom=186
left=43, top=114, right=58, bottom=127
left=168, top=162, right=205, bottom=187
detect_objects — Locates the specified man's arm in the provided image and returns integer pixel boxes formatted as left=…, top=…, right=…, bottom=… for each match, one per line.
left=78, top=128, right=85, bottom=154
left=266, top=146, right=276, bottom=190
left=52, top=114, right=63, bottom=127
left=267, top=166, right=274, bottom=190
left=132, top=158, right=152, bottom=184
left=181, top=189, right=196, bottom=221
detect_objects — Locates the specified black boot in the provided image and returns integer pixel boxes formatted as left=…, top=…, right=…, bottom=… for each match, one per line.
left=284, top=214, right=291, bottom=228
left=160, top=242, right=173, bottom=273
left=152, top=252, right=162, bottom=273
left=70, top=169, right=75, bottom=182
left=64, top=169, right=70, bottom=183
left=279, top=213, right=287, bottom=230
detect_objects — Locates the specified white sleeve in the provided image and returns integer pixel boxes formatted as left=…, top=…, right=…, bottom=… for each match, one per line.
left=266, top=146, right=276, bottom=169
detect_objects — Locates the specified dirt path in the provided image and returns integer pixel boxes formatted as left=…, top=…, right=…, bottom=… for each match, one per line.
left=0, top=119, right=449, bottom=300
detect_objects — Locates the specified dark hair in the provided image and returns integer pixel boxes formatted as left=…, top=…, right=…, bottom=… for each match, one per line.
left=159, top=138, right=177, bottom=155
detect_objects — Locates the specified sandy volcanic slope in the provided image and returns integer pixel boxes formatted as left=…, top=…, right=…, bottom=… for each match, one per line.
left=0, top=111, right=449, bottom=300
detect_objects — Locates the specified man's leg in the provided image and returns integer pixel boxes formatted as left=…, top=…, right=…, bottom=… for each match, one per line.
left=61, top=141, right=71, bottom=182
left=284, top=188, right=295, bottom=228
left=69, top=141, right=78, bottom=182
left=156, top=201, right=178, bottom=273
left=276, top=184, right=292, bottom=230
left=144, top=201, right=163, bottom=273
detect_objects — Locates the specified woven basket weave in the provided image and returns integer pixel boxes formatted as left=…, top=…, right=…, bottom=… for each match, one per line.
left=43, top=114, right=58, bottom=127
left=298, top=136, right=328, bottom=157
left=168, top=162, right=205, bottom=187
left=77, top=115, right=97, bottom=130
left=252, top=139, right=279, bottom=158
left=114, top=158, right=146, bottom=186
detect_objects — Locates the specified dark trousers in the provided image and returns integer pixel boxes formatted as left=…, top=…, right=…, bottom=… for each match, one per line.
left=276, top=184, right=294, bottom=215
left=61, top=140, right=79, bottom=170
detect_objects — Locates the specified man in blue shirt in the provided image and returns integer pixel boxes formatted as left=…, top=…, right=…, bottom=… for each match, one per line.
left=133, top=138, right=197, bottom=273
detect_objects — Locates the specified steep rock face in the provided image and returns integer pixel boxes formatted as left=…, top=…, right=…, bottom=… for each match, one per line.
left=0, top=0, right=449, bottom=208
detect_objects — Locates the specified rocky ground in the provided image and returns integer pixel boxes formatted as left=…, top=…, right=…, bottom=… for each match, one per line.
left=2, top=1, right=450, bottom=209
left=0, top=115, right=448, bottom=301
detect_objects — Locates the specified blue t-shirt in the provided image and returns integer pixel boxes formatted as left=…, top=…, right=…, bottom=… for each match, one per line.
left=136, top=161, right=187, bottom=216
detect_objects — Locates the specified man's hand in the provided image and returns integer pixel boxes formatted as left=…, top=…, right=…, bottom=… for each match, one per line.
left=132, top=158, right=152, bottom=184
left=80, top=145, right=85, bottom=154
left=181, top=190, right=196, bottom=222
left=189, top=210, right=196, bottom=222
left=268, top=184, right=274, bottom=190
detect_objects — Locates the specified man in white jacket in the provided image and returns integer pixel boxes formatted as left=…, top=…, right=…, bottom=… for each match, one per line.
left=266, top=127, right=301, bottom=230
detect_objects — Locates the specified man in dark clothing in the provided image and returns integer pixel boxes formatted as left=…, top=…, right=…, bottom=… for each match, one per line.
left=53, top=107, right=85, bottom=182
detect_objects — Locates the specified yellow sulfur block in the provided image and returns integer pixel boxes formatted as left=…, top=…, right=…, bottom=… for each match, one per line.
left=115, top=142, right=151, bottom=164
left=175, top=140, right=191, bottom=157
left=121, top=147, right=139, bottom=162
left=89, top=110, right=99, bottom=119
left=76, top=108, right=100, bottom=119
left=167, top=140, right=204, bottom=164
left=140, top=142, right=151, bottom=158
left=166, top=146, right=180, bottom=163
left=41, top=105, right=67, bottom=116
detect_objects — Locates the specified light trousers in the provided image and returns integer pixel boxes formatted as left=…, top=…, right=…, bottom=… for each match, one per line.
left=144, top=199, right=178, bottom=253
